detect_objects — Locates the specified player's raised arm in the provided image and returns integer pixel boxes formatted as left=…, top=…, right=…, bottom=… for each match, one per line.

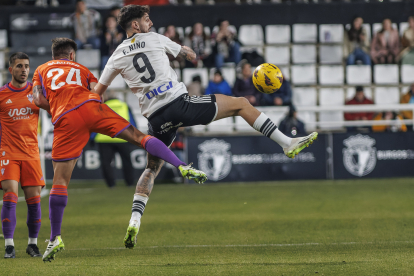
left=91, top=82, right=108, bottom=96
left=179, top=46, right=196, bottom=62
left=33, top=85, right=50, bottom=112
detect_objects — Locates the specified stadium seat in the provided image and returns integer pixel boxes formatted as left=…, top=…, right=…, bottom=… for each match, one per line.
left=0, top=51, right=4, bottom=69
left=183, top=68, right=209, bottom=88
left=374, top=87, right=400, bottom=105
left=319, top=88, right=345, bottom=130
left=107, top=74, right=126, bottom=90
left=207, top=117, right=234, bottom=133
left=319, top=24, right=344, bottom=43
left=292, top=24, right=317, bottom=43
left=401, top=86, right=410, bottom=96
left=401, top=65, right=414, bottom=84
left=279, top=66, right=290, bottom=80
left=292, top=87, right=317, bottom=106
left=373, top=64, right=399, bottom=84
left=209, top=67, right=236, bottom=87
left=319, top=45, right=343, bottom=64
left=319, top=65, right=344, bottom=85
left=266, top=110, right=286, bottom=126
left=400, top=22, right=409, bottom=36
left=233, top=116, right=253, bottom=132
left=0, top=73, right=3, bottom=86
left=372, top=22, right=398, bottom=36
left=292, top=44, right=316, bottom=64
left=238, top=25, right=264, bottom=46
left=0, top=30, right=7, bottom=49
left=346, top=87, right=373, bottom=100
left=297, top=111, right=317, bottom=131
left=76, top=49, right=100, bottom=69
left=291, top=65, right=316, bottom=85
left=265, top=25, right=291, bottom=44
left=190, top=125, right=207, bottom=133
left=346, top=65, right=371, bottom=85
left=174, top=68, right=181, bottom=82
left=265, top=46, right=290, bottom=65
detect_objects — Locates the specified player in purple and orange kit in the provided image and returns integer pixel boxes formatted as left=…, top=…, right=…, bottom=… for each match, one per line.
left=32, top=38, right=206, bottom=262
left=0, top=53, right=44, bottom=259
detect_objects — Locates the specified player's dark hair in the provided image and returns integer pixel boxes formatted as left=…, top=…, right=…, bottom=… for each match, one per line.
left=51, top=37, right=78, bottom=59
left=9, top=52, right=29, bottom=67
left=118, top=5, right=150, bottom=31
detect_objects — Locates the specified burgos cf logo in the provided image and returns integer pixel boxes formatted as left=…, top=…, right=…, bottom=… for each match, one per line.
left=198, top=139, right=232, bottom=181
left=145, top=82, right=173, bottom=100
left=8, top=107, right=33, bottom=117
left=343, top=134, right=376, bottom=177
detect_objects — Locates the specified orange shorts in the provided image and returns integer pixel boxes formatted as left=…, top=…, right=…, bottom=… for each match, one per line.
left=52, top=101, right=131, bottom=161
left=0, top=159, right=45, bottom=189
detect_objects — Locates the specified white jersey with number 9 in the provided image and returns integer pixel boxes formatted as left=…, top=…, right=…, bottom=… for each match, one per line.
left=99, top=32, right=187, bottom=118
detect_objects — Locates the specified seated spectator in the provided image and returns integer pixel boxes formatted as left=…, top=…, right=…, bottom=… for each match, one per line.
left=205, top=70, right=232, bottom=96
left=278, top=105, right=306, bottom=138
left=371, top=18, right=400, bottom=64
left=400, top=83, right=414, bottom=120
left=108, top=6, right=125, bottom=37
left=184, top=23, right=213, bottom=68
left=187, top=75, right=204, bottom=97
left=343, top=16, right=371, bottom=65
left=100, top=16, right=123, bottom=70
left=261, top=77, right=292, bottom=106
left=400, top=16, right=414, bottom=65
left=164, top=25, right=184, bottom=68
left=344, top=86, right=374, bottom=132
left=372, top=111, right=407, bottom=132
left=232, top=62, right=262, bottom=106
left=211, top=19, right=241, bottom=68
left=70, top=0, right=102, bottom=49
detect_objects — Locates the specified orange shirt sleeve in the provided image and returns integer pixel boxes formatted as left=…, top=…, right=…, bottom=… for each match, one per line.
left=32, top=68, right=41, bottom=87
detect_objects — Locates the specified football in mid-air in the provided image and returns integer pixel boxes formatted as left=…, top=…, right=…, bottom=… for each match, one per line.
left=252, top=63, right=283, bottom=94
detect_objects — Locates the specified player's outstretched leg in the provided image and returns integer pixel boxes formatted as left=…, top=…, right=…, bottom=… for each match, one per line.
left=214, top=95, right=318, bottom=158
left=117, top=126, right=207, bottom=183
left=43, top=160, right=76, bottom=262
left=1, top=181, right=18, bottom=259
left=24, top=186, right=42, bottom=257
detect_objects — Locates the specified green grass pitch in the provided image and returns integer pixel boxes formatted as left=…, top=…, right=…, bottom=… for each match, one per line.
left=1, top=178, right=414, bottom=275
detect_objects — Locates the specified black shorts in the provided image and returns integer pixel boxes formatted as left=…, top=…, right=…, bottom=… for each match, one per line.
left=147, top=94, right=217, bottom=146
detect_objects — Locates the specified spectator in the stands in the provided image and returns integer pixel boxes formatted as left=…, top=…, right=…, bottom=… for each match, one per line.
left=278, top=105, right=306, bottom=138
left=205, top=69, right=232, bottom=96
left=233, top=62, right=262, bottom=106
left=164, top=25, right=184, bottom=68
left=372, top=111, right=407, bottom=133
left=70, top=0, right=101, bottom=49
left=400, top=16, right=414, bottom=65
left=371, top=18, right=400, bottom=64
left=187, top=75, right=204, bottom=97
left=261, top=77, right=292, bottom=106
left=109, top=5, right=124, bottom=37
left=184, top=22, right=212, bottom=68
left=344, top=86, right=374, bottom=132
left=343, top=16, right=371, bottom=65
left=400, top=83, right=414, bottom=121
left=211, top=19, right=241, bottom=68
left=100, top=16, right=123, bottom=70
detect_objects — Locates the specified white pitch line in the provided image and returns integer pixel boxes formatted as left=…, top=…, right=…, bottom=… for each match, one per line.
left=23, top=240, right=412, bottom=252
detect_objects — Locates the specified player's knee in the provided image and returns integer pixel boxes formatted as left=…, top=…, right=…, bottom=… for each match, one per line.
left=236, top=96, right=250, bottom=110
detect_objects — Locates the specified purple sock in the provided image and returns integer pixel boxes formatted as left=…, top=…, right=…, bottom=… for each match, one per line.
left=143, top=136, right=186, bottom=168
left=26, top=196, right=41, bottom=239
left=49, top=185, right=68, bottom=240
left=1, top=192, right=17, bottom=239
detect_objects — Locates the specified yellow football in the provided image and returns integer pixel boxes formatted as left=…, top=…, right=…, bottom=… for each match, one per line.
left=252, top=63, right=283, bottom=94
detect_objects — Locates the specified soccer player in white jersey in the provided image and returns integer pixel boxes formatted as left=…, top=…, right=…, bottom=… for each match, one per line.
left=93, top=5, right=318, bottom=249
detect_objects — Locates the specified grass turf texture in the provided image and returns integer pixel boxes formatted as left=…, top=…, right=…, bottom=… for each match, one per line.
left=1, top=178, right=414, bottom=275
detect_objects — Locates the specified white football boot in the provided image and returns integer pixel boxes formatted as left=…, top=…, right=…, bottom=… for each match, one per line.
left=283, top=132, right=318, bottom=159
left=43, top=236, right=64, bottom=262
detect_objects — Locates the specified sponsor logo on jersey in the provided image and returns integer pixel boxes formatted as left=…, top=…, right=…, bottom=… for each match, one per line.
left=198, top=139, right=232, bottom=181
left=145, top=82, right=174, bottom=100
left=343, top=134, right=377, bottom=177
left=6, top=99, right=12, bottom=104
left=1, top=168, right=5, bottom=175
left=2, top=151, right=5, bottom=156
left=8, top=107, right=34, bottom=120
left=27, top=94, right=33, bottom=103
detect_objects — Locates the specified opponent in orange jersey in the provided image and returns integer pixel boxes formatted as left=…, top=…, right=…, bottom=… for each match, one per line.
left=0, top=52, right=45, bottom=259
left=32, top=38, right=206, bottom=262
